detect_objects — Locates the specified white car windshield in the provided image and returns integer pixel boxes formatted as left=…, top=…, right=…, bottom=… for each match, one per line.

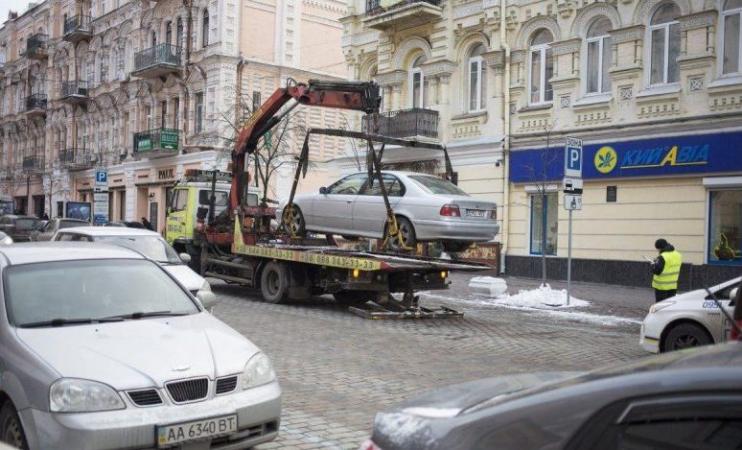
left=96, top=236, right=182, bottom=264
left=5, top=259, right=199, bottom=327
left=409, top=175, right=469, bottom=196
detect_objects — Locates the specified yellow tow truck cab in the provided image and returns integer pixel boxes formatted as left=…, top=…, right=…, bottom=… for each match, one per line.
left=165, top=170, right=234, bottom=252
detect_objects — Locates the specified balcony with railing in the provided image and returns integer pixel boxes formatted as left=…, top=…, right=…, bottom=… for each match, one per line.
left=25, top=94, right=47, bottom=116
left=133, top=128, right=180, bottom=158
left=363, top=0, right=442, bottom=30
left=22, top=155, right=44, bottom=173
left=60, top=81, right=89, bottom=104
left=362, top=108, right=439, bottom=139
left=132, top=44, right=182, bottom=78
left=59, top=148, right=96, bottom=171
left=63, top=15, right=92, bottom=43
left=24, top=34, right=48, bottom=59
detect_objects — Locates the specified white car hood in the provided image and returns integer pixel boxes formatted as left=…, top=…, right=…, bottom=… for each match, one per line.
left=163, top=264, right=205, bottom=292
left=16, top=313, right=258, bottom=390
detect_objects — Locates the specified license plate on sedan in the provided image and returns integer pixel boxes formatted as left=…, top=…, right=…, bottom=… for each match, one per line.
left=157, top=414, right=237, bottom=447
left=466, top=209, right=486, bottom=218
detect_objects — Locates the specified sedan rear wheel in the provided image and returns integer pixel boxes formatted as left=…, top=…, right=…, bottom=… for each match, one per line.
left=284, top=206, right=306, bottom=238
left=663, top=323, right=712, bottom=352
left=0, top=403, right=28, bottom=450
left=387, top=217, right=416, bottom=251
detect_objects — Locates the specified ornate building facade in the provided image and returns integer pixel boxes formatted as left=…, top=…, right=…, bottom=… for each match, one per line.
left=341, top=0, right=742, bottom=287
left=0, top=0, right=347, bottom=230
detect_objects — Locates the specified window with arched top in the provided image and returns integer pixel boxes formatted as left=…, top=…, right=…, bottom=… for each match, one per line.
left=151, top=31, right=157, bottom=48
left=409, top=55, right=426, bottom=109
left=649, top=2, right=680, bottom=85
left=165, top=21, right=173, bottom=46
left=177, top=18, right=184, bottom=48
left=528, top=29, right=554, bottom=104
left=202, top=10, right=210, bottom=48
left=723, top=0, right=742, bottom=74
left=586, top=18, right=612, bottom=94
left=467, top=44, right=487, bottom=112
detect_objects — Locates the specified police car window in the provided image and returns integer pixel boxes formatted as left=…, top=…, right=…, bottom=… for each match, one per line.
left=361, top=175, right=405, bottom=197
left=198, top=190, right=229, bottom=207
left=172, top=190, right=188, bottom=212
left=328, top=174, right=367, bottom=195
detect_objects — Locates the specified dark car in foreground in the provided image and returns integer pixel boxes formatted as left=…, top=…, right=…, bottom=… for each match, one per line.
left=361, top=342, right=742, bottom=450
left=0, top=215, right=40, bottom=242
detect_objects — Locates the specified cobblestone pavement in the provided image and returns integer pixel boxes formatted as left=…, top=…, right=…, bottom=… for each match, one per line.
left=211, top=278, right=649, bottom=450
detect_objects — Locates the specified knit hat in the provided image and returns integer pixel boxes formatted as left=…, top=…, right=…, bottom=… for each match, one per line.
left=655, top=238, right=668, bottom=250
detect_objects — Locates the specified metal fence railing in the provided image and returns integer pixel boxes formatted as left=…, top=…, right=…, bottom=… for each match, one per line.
left=61, top=80, right=89, bottom=98
left=25, top=94, right=48, bottom=111
left=133, top=128, right=180, bottom=154
left=365, top=0, right=441, bottom=15
left=134, top=44, right=182, bottom=72
left=63, top=15, right=92, bottom=36
left=362, top=108, right=439, bottom=139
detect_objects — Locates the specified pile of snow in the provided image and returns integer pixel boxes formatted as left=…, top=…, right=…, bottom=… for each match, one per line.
left=468, top=276, right=509, bottom=297
left=499, top=284, right=589, bottom=309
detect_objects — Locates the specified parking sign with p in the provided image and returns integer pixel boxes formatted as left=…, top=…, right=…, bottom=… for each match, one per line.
left=564, top=137, right=583, bottom=178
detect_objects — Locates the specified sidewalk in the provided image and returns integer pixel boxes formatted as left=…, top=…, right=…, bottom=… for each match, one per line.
left=446, top=273, right=655, bottom=321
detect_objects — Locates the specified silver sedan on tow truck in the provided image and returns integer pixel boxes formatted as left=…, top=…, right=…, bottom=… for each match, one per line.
left=0, top=243, right=281, bottom=450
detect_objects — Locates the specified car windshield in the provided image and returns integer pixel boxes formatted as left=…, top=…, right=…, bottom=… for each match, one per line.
left=4, top=259, right=199, bottom=327
left=15, top=219, right=39, bottom=230
left=409, top=175, right=469, bottom=196
left=95, top=236, right=182, bottom=264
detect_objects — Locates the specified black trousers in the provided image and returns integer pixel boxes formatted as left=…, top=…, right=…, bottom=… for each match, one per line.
left=655, top=289, right=677, bottom=303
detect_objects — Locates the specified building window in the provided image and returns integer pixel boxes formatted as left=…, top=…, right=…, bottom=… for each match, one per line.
left=151, top=31, right=156, bottom=47
left=195, top=92, right=204, bottom=133
left=409, top=55, right=426, bottom=109
left=173, top=97, right=179, bottom=129
left=530, top=192, right=558, bottom=255
left=723, top=0, right=742, bottom=75
left=468, top=44, right=487, bottom=112
left=160, top=100, right=167, bottom=129
left=528, top=29, right=554, bottom=105
left=709, top=190, right=742, bottom=264
left=145, top=104, right=152, bottom=130
left=606, top=185, right=617, bottom=202
left=649, top=3, right=680, bottom=85
left=586, top=18, right=612, bottom=94
left=165, top=21, right=173, bottom=46
left=202, top=9, right=210, bottom=48
left=176, top=17, right=184, bottom=48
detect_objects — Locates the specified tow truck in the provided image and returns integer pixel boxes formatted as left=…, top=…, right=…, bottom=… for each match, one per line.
left=192, top=79, right=490, bottom=319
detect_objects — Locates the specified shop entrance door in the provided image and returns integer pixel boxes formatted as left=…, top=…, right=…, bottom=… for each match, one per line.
left=32, top=195, right=45, bottom=218
left=149, top=202, right=158, bottom=233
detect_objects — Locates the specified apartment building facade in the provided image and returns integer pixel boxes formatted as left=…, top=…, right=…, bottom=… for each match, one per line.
left=341, top=0, right=742, bottom=287
left=0, top=0, right=347, bottom=231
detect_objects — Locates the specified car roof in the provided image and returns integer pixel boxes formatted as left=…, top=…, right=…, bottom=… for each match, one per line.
left=0, top=242, right=145, bottom=266
left=57, top=226, right=160, bottom=237
left=2, top=215, right=39, bottom=220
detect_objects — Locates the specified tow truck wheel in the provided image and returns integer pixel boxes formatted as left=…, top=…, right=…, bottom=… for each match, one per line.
left=260, top=262, right=289, bottom=304
left=333, top=290, right=379, bottom=306
left=387, top=217, right=416, bottom=251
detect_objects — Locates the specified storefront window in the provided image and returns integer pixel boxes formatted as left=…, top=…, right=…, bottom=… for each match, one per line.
left=709, top=190, right=742, bottom=264
left=530, top=192, right=558, bottom=255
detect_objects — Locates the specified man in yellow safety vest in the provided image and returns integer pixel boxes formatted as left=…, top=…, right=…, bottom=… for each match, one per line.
left=651, top=238, right=682, bottom=303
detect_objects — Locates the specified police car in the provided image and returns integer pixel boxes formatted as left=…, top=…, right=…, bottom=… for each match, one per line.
left=640, top=276, right=739, bottom=353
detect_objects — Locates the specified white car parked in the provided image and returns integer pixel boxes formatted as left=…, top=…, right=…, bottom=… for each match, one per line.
left=640, top=277, right=739, bottom=353
left=51, top=227, right=214, bottom=303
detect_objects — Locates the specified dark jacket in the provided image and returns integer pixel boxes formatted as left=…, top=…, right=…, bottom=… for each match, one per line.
left=652, top=244, right=676, bottom=276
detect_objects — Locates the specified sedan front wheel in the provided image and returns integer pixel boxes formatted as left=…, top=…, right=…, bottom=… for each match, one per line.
left=387, top=217, right=417, bottom=251
left=663, top=323, right=712, bottom=352
left=283, top=205, right=306, bottom=238
left=0, top=403, right=27, bottom=450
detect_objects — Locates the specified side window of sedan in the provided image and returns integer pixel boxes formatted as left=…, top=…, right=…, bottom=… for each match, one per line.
left=56, top=233, right=74, bottom=241
left=567, top=394, right=742, bottom=450
left=360, top=175, right=405, bottom=197
left=327, top=174, right=367, bottom=195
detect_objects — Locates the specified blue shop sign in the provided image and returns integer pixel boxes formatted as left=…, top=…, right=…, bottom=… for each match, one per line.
left=510, top=131, right=742, bottom=182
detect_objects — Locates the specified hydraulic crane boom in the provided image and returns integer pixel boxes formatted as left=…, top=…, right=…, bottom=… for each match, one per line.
left=230, top=79, right=381, bottom=211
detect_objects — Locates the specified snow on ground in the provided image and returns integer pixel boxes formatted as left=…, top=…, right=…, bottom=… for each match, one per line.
left=419, top=284, right=641, bottom=327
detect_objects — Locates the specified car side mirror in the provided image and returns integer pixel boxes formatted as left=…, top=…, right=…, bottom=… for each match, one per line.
left=319, top=186, right=328, bottom=195
left=179, top=252, right=192, bottom=264
left=197, top=290, right=218, bottom=310
left=730, top=287, right=738, bottom=301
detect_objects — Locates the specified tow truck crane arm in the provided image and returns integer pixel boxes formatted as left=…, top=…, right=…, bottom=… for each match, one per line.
left=230, top=79, right=381, bottom=211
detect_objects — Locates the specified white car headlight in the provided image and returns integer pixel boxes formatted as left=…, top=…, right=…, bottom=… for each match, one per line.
left=649, top=300, right=676, bottom=314
left=50, top=378, right=125, bottom=413
left=241, top=352, right=276, bottom=390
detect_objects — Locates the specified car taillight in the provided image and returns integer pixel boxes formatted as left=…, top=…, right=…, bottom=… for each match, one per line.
left=358, top=440, right=383, bottom=450
left=731, top=320, right=742, bottom=341
left=490, top=209, right=497, bottom=220
left=440, top=204, right=460, bottom=217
